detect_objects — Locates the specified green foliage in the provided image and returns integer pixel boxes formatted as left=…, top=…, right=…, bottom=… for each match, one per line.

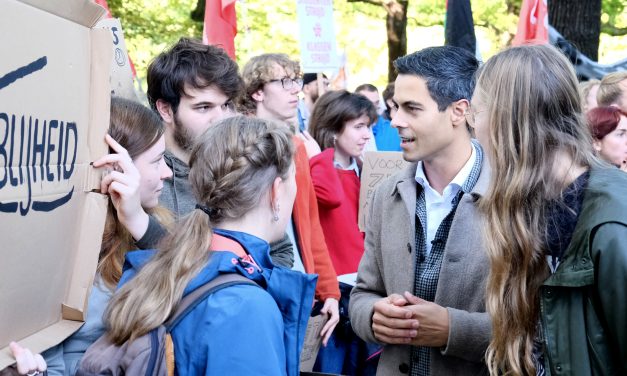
left=236, top=0, right=300, bottom=64
left=107, top=0, right=202, bottom=83
left=407, top=0, right=444, bottom=27
left=107, top=0, right=626, bottom=89
left=601, top=0, right=627, bottom=36
left=471, top=0, right=519, bottom=57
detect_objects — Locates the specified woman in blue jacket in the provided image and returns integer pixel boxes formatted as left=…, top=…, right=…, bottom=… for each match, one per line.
left=102, top=116, right=316, bottom=376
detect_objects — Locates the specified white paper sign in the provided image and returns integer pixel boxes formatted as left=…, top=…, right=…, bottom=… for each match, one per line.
left=296, top=0, right=339, bottom=72
left=96, top=18, right=137, bottom=101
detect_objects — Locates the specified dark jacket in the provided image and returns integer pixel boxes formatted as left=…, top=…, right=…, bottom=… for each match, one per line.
left=540, top=166, right=627, bottom=375
left=160, top=151, right=194, bottom=218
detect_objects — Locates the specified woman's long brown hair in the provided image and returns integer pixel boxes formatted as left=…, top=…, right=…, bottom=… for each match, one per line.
left=476, top=45, right=598, bottom=375
left=98, top=97, right=171, bottom=289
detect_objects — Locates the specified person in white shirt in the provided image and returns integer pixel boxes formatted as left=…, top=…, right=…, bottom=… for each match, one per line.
left=349, top=46, right=491, bottom=376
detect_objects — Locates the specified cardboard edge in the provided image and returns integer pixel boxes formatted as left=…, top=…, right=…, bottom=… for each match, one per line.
left=61, top=26, right=111, bottom=316
left=62, top=304, right=86, bottom=322
left=0, top=320, right=84, bottom=370
left=357, top=151, right=376, bottom=232
left=16, top=0, right=106, bottom=27
left=89, top=28, right=112, bottom=162
left=62, top=190, right=108, bottom=317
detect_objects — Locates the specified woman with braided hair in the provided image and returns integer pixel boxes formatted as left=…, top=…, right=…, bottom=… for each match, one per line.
left=96, top=116, right=316, bottom=376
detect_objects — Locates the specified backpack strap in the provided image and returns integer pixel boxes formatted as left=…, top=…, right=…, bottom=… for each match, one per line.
left=164, top=273, right=260, bottom=331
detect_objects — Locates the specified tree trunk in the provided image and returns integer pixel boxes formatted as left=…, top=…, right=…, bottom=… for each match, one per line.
left=549, top=0, right=601, bottom=61
left=195, top=0, right=409, bottom=81
left=386, top=0, right=408, bottom=82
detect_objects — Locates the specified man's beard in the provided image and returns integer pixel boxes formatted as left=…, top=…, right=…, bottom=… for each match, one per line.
left=172, top=112, right=195, bottom=152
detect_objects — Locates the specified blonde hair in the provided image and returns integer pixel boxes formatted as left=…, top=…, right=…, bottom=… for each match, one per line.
left=104, top=116, right=294, bottom=344
left=239, top=53, right=301, bottom=114
left=597, top=71, right=627, bottom=107
left=475, top=44, right=598, bottom=375
left=578, top=79, right=600, bottom=112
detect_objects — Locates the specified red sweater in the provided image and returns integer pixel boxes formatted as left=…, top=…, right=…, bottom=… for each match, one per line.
left=292, top=137, right=340, bottom=301
left=310, top=148, right=365, bottom=275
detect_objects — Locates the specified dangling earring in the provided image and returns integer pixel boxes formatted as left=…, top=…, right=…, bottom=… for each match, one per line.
left=333, top=135, right=337, bottom=145
left=272, top=203, right=280, bottom=222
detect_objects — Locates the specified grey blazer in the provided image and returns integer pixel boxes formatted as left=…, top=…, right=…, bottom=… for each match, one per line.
left=350, top=161, right=491, bottom=376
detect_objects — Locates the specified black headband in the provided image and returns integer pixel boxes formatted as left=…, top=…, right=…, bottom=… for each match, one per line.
left=195, top=204, right=217, bottom=217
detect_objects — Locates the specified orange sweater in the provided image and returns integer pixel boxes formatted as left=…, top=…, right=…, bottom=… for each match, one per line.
left=292, top=137, right=340, bottom=301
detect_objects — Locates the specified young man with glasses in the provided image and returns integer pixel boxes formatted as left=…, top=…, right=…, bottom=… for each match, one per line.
left=240, top=53, right=341, bottom=350
left=349, top=46, right=492, bottom=376
left=240, top=54, right=303, bottom=127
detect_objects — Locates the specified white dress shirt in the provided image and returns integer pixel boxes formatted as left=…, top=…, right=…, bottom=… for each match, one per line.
left=333, top=157, right=360, bottom=177
left=415, top=144, right=476, bottom=256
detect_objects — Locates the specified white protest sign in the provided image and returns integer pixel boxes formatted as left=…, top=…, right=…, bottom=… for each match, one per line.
left=296, top=0, right=339, bottom=72
left=96, top=18, right=138, bottom=101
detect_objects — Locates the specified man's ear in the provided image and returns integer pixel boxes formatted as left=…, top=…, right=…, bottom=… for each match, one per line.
left=252, top=88, right=265, bottom=103
left=450, top=98, right=470, bottom=127
left=155, top=99, right=174, bottom=124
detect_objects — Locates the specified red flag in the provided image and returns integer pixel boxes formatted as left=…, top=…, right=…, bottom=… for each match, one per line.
left=203, top=0, right=237, bottom=59
left=94, top=0, right=112, bottom=17
left=512, top=0, right=548, bottom=46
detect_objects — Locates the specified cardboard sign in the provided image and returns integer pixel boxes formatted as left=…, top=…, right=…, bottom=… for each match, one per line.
left=358, top=152, right=410, bottom=231
left=96, top=18, right=138, bottom=101
left=296, top=0, right=339, bottom=72
left=299, top=314, right=328, bottom=372
left=0, top=0, right=110, bottom=368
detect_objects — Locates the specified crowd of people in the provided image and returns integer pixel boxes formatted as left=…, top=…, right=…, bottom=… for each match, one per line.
left=3, top=36, right=627, bottom=376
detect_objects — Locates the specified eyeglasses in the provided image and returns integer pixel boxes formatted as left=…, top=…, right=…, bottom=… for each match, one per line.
left=464, top=108, right=486, bottom=128
left=268, top=77, right=304, bottom=90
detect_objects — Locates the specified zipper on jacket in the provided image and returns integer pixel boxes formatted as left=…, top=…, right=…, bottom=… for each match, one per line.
left=539, top=291, right=554, bottom=376
left=146, top=329, right=159, bottom=376
left=293, top=280, right=312, bottom=376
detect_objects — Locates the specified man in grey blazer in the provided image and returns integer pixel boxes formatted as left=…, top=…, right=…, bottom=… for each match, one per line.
left=350, top=46, right=490, bottom=375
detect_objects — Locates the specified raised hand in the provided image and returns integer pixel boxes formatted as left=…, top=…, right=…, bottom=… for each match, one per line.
left=92, top=134, right=149, bottom=240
